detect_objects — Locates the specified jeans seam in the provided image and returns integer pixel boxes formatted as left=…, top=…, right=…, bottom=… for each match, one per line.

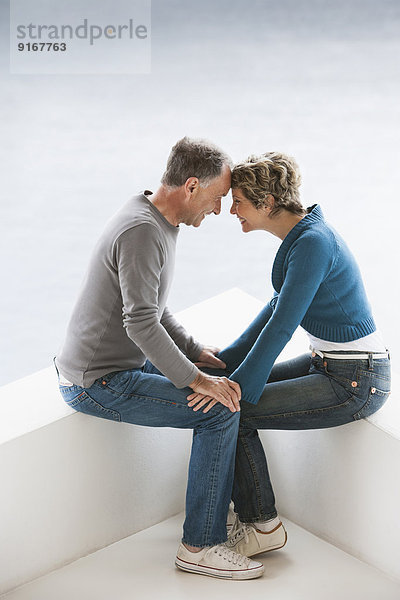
left=118, top=393, right=233, bottom=423
left=66, top=391, right=121, bottom=421
left=105, top=390, right=194, bottom=410
left=203, top=423, right=226, bottom=545
left=86, top=399, right=121, bottom=421
left=105, top=391, right=185, bottom=409
left=185, top=416, right=235, bottom=547
left=239, top=432, right=264, bottom=518
left=242, top=393, right=354, bottom=422
left=357, top=370, right=391, bottom=382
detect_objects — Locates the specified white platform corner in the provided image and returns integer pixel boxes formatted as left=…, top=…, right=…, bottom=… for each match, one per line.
left=0, top=288, right=399, bottom=594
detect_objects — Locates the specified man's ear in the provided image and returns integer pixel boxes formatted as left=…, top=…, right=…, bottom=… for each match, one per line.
left=184, top=177, right=199, bottom=198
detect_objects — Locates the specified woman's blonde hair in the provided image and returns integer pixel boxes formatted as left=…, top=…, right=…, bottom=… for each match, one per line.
left=231, top=152, right=305, bottom=216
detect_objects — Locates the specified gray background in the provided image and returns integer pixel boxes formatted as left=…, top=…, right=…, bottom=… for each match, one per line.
left=1, top=0, right=399, bottom=385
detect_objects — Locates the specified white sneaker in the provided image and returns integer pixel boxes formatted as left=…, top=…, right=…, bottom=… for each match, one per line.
left=225, top=514, right=287, bottom=557
left=175, top=543, right=265, bottom=580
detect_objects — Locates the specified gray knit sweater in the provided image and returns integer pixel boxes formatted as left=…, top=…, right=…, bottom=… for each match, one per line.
left=55, top=192, right=202, bottom=388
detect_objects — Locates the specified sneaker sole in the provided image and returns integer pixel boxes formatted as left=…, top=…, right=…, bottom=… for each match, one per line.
left=175, top=557, right=265, bottom=580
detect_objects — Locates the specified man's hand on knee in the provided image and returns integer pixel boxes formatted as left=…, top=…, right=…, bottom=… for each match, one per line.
left=187, top=372, right=241, bottom=413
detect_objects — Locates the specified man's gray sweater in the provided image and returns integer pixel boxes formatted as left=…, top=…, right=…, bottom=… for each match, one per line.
left=55, top=192, right=202, bottom=388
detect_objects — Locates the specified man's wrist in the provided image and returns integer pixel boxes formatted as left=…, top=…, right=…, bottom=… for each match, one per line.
left=189, top=370, right=205, bottom=390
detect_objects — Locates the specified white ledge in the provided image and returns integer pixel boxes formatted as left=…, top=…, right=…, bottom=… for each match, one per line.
left=0, top=287, right=396, bottom=445
left=0, top=367, right=74, bottom=446
left=0, top=288, right=399, bottom=592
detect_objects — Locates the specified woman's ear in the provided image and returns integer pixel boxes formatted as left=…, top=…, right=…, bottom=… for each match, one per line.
left=264, top=194, right=275, bottom=213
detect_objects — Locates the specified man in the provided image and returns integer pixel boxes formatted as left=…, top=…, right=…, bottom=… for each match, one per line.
left=54, top=137, right=264, bottom=580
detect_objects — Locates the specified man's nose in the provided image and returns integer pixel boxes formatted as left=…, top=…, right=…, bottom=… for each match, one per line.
left=213, top=198, right=222, bottom=215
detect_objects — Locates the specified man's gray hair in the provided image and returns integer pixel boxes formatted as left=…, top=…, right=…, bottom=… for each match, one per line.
left=161, top=137, right=232, bottom=188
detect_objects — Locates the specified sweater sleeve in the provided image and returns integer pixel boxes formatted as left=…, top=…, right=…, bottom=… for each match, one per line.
left=160, top=306, right=203, bottom=361
left=115, top=224, right=200, bottom=388
left=217, top=300, right=275, bottom=374
left=230, top=233, right=335, bottom=404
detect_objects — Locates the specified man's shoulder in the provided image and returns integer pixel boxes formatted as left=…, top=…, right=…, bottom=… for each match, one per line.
left=116, top=192, right=155, bottom=225
left=103, top=193, right=162, bottom=242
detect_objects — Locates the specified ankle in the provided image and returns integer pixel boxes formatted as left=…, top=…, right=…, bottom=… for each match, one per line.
left=252, top=516, right=281, bottom=532
left=183, top=542, right=204, bottom=553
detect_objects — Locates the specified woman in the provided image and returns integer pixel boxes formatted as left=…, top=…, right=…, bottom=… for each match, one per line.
left=187, top=152, right=391, bottom=558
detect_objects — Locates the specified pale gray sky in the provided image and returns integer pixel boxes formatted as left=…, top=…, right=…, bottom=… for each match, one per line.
left=1, top=0, right=399, bottom=384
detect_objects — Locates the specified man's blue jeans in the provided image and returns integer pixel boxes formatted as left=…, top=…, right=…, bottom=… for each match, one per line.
left=56, top=360, right=240, bottom=548
left=232, top=352, right=391, bottom=522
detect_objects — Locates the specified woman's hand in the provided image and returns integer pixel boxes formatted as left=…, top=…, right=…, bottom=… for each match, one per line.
left=188, top=371, right=241, bottom=413
left=195, top=346, right=226, bottom=369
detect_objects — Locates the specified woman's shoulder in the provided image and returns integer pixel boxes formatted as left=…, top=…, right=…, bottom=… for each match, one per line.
left=293, top=219, right=338, bottom=253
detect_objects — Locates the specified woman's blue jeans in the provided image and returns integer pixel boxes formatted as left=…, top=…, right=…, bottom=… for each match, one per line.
left=56, top=360, right=240, bottom=548
left=232, top=352, right=391, bottom=522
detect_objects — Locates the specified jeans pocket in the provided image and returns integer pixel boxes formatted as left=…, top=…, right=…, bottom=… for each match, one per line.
left=352, top=386, right=390, bottom=421
left=323, top=360, right=360, bottom=390
left=70, top=390, right=121, bottom=422
left=95, top=369, right=141, bottom=396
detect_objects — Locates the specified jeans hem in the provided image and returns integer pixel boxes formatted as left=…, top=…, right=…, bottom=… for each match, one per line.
left=239, top=511, right=278, bottom=523
left=181, top=537, right=228, bottom=548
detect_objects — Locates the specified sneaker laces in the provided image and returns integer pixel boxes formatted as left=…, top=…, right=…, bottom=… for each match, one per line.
left=206, top=544, right=250, bottom=567
left=225, top=513, right=253, bottom=547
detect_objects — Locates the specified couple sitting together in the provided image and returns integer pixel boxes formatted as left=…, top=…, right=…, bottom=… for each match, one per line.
left=55, top=137, right=390, bottom=580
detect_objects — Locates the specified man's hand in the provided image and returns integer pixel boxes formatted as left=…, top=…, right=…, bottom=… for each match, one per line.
left=188, top=371, right=241, bottom=413
left=195, top=346, right=226, bottom=369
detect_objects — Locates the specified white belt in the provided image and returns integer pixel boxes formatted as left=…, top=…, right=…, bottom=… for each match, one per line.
left=311, top=349, right=390, bottom=360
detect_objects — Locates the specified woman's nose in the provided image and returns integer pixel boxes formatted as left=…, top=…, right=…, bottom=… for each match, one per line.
left=230, top=202, right=236, bottom=215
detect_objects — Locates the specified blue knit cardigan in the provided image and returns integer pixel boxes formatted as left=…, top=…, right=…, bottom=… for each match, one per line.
left=219, top=204, right=376, bottom=405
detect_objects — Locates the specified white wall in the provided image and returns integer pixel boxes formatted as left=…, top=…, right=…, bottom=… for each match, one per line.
left=0, top=396, right=192, bottom=594
left=262, top=420, right=400, bottom=582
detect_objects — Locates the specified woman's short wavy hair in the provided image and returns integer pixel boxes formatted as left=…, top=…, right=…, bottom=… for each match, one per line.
left=231, top=152, right=305, bottom=217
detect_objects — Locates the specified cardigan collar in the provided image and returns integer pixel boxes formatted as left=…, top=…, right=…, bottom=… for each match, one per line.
left=272, top=204, right=323, bottom=292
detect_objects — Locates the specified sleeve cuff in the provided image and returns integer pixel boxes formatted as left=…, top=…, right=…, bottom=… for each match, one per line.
left=173, top=362, right=200, bottom=389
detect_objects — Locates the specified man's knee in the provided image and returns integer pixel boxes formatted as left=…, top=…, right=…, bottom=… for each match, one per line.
left=198, top=404, right=240, bottom=431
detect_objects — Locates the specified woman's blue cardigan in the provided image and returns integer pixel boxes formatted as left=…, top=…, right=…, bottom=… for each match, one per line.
left=219, top=204, right=376, bottom=405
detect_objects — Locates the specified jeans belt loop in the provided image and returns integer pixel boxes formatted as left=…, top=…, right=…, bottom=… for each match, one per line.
left=368, top=353, right=373, bottom=371
left=310, top=346, right=324, bottom=359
